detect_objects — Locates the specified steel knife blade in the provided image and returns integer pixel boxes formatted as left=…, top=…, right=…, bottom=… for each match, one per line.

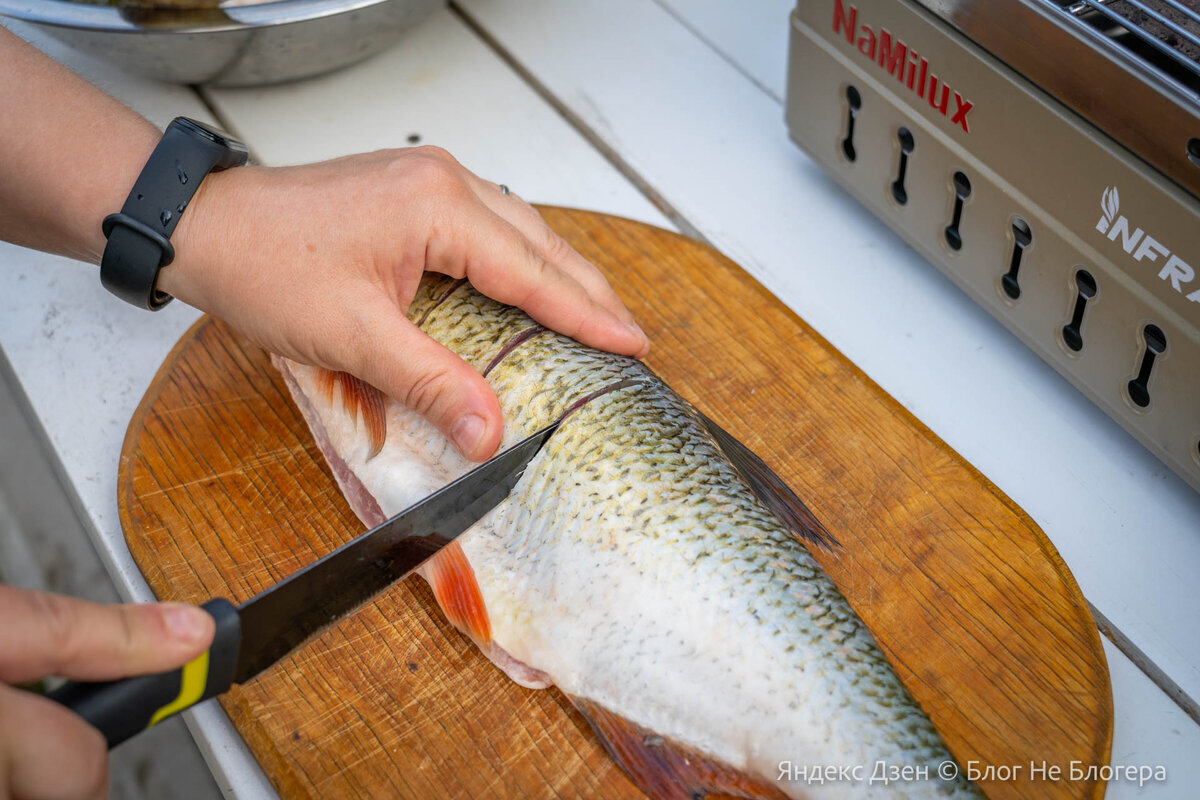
left=47, top=420, right=559, bottom=747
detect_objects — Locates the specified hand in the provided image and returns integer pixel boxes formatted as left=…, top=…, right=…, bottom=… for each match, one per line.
left=0, top=585, right=214, bottom=800
left=162, top=146, right=650, bottom=461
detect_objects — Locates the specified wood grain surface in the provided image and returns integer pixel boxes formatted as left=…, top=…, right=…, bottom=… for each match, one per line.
left=119, top=207, right=1111, bottom=799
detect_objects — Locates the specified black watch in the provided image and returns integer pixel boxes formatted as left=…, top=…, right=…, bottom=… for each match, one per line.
left=100, top=117, right=248, bottom=310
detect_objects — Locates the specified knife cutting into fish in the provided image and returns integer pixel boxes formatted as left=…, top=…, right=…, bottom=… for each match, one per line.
left=45, top=421, right=560, bottom=748
left=42, top=408, right=819, bottom=751
left=53, top=271, right=983, bottom=798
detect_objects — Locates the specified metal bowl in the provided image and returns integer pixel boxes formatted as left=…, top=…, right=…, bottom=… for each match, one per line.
left=0, top=0, right=440, bottom=87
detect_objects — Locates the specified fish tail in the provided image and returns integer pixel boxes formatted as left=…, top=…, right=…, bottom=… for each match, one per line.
left=421, top=541, right=492, bottom=647
left=314, top=369, right=387, bottom=459
left=568, top=696, right=788, bottom=800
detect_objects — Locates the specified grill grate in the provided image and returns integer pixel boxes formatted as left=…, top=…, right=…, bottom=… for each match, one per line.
left=1050, top=0, right=1200, bottom=93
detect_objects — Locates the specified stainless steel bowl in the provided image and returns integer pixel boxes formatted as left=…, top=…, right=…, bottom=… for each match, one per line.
left=0, top=0, right=440, bottom=87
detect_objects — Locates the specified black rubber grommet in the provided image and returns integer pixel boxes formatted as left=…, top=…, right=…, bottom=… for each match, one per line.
left=102, top=213, right=175, bottom=268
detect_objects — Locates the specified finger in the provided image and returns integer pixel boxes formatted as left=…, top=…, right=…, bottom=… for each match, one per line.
left=498, top=199, right=644, bottom=333
left=427, top=202, right=649, bottom=359
left=350, top=301, right=504, bottom=461
left=0, top=585, right=214, bottom=685
left=463, top=176, right=643, bottom=331
left=0, top=685, right=108, bottom=800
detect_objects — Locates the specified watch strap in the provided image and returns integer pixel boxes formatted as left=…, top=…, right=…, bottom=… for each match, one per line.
left=101, top=218, right=176, bottom=310
left=100, top=119, right=245, bottom=310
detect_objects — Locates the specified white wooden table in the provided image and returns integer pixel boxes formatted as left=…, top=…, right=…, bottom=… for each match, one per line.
left=2, top=2, right=1199, bottom=797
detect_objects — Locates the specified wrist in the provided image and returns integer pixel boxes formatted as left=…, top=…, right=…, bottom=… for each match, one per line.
left=72, top=122, right=162, bottom=265
left=86, top=126, right=161, bottom=258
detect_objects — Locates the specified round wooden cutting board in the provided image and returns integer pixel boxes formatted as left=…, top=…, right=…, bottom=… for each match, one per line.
left=119, top=207, right=1111, bottom=799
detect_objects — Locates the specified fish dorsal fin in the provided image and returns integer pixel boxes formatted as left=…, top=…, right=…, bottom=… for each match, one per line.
left=422, top=541, right=492, bottom=647
left=568, top=696, right=789, bottom=800
left=696, top=411, right=838, bottom=551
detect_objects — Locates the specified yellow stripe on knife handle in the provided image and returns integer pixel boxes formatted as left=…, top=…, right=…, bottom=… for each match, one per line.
left=149, top=650, right=210, bottom=727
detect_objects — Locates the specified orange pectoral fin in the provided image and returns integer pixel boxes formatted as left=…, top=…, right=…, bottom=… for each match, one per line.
left=568, top=696, right=789, bottom=800
left=315, top=369, right=387, bottom=459
left=424, top=541, right=492, bottom=646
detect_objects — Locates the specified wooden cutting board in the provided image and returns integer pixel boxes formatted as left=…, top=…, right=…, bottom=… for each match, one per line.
left=119, top=207, right=1111, bottom=799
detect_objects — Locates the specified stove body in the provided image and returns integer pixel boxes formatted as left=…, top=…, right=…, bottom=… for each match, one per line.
left=785, top=0, right=1200, bottom=493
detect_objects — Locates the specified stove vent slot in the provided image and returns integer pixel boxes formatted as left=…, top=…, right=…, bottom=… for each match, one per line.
left=1052, top=0, right=1200, bottom=93
left=944, top=171, right=971, bottom=250
left=892, top=128, right=915, bottom=204
left=842, top=86, right=863, bottom=162
left=1003, top=218, right=1034, bottom=299
left=1063, top=269, right=1099, bottom=351
left=1127, top=323, right=1168, bottom=406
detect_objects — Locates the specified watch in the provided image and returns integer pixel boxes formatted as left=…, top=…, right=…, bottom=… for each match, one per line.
left=100, top=117, right=249, bottom=310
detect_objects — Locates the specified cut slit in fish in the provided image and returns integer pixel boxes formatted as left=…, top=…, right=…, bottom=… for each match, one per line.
left=272, top=274, right=983, bottom=799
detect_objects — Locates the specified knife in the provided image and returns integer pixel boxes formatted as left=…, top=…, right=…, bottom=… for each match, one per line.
left=47, top=420, right=559, bottom=748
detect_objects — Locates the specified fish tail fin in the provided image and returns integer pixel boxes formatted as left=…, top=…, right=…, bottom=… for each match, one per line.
left=314, top=369, right=387, bottom=459
left=422, top=541, right=492, bottom=646
left=567, top=696, right=788, bottom=800
left=697, top=410, right=838, bottom=551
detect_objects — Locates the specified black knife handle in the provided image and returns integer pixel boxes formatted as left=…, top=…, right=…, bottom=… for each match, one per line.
left=46, top=598, right=241, bottom=748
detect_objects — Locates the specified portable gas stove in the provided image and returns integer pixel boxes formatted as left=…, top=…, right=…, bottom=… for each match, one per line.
left=785, top=0, right=1200, bottom=492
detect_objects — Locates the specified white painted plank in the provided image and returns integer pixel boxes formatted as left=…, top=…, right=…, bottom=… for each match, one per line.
left=202, top=9, right=668, bottom=226
left=1104, top=637, right=1200, bottom=798
left=653, top=0, right=794, bottom=101
left=455, top=0, right=1200, bottom=707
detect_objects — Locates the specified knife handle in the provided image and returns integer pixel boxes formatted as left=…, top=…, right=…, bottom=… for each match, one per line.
left=46, top=598, right=241, bottom=749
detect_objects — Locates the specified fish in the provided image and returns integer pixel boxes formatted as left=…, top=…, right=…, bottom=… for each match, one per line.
left=271, top=274, right=984, bottom=800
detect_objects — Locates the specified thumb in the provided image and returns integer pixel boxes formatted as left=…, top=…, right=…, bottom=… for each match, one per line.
left=353, top=309, right=503, bottom=461
left=0, top=585, right=214, bottom=684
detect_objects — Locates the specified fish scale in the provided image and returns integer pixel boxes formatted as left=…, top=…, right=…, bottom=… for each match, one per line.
left=418, top=281, right=533, bottom=373
left=406, top=274, right=462, bottom=324
left=275, top=276, right=984, bottom=799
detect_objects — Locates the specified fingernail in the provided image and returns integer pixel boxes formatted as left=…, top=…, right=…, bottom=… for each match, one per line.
left=164, top=604, right=207, bottom=642
left=452, top=414, right=487, bottom=458
left=626, top=320, right=647, bottom=342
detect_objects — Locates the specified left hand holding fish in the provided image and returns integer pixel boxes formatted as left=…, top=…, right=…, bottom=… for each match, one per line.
left=158, top=146, right=650, bottom=462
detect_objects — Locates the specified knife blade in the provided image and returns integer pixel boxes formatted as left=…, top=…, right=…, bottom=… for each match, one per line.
left=47, top=420, right=559, bottom=748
